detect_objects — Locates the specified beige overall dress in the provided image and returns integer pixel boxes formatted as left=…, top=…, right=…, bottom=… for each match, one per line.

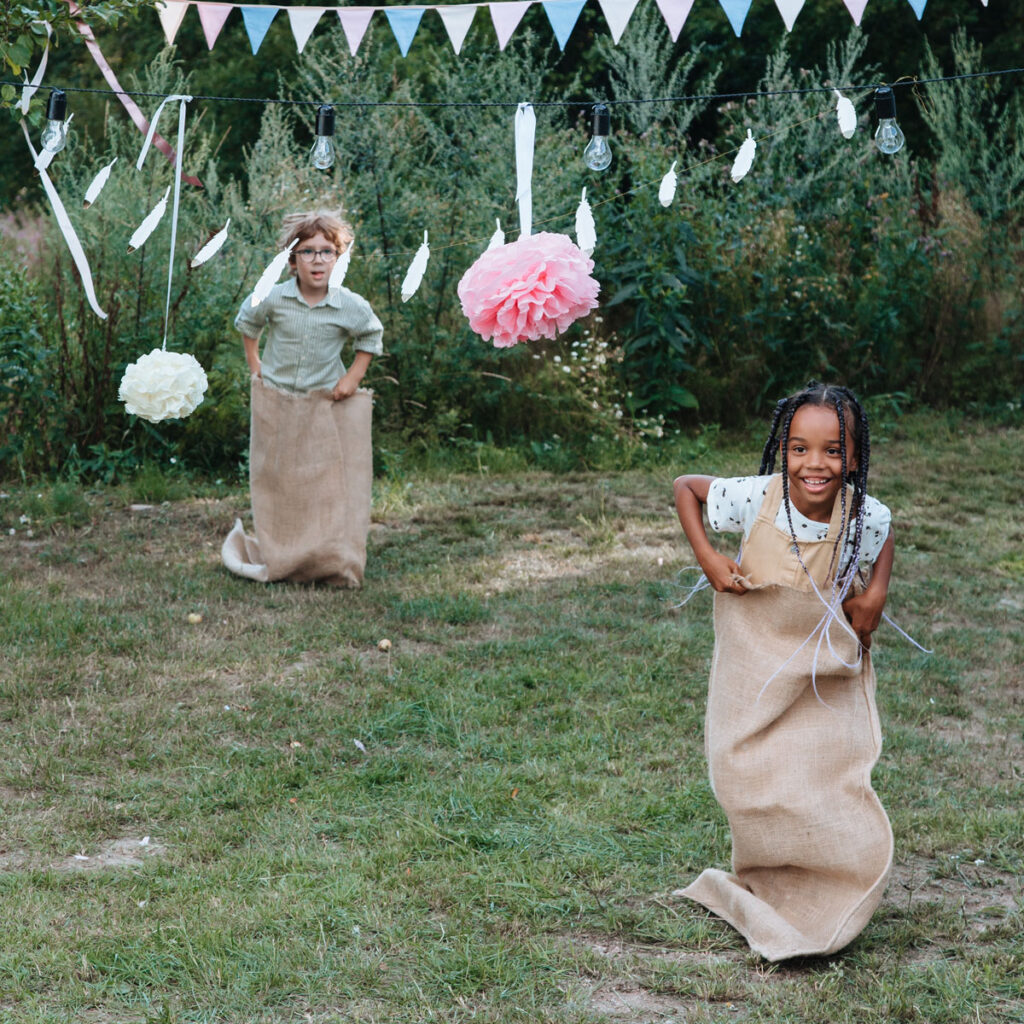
left=680, top=474, right=893, bottom=961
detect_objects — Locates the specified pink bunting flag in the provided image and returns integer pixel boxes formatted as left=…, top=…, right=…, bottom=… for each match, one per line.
left=842, top=0, right=869, bottom=25
left=287, top=6, right=325, bottom=52
left=337, top=7, right=375, bottom=55
left=197, top=3, right=232, bottom=49
left=654, top=0, right=694, bottom=42
left=437, top=5, right=477, bottom=53
left=774, top=0, right=804, bottom=31
left=597, top=0, right=640, bottom=43
left=489, top=1, right=531, bottom=50
left=157, top=0, right=190, bottom=45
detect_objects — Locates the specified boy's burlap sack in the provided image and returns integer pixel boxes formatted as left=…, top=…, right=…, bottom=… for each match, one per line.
left=679, top=475, right=892, bottom=961
left=221, top=379, right=372, bottom=587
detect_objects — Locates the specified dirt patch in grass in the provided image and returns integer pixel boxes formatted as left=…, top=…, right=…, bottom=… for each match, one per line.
left=587, top=984, right=705, bottom=1022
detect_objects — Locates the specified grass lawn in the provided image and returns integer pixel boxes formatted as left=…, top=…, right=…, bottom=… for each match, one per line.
left=0, top=413, right=1021, bottom=1023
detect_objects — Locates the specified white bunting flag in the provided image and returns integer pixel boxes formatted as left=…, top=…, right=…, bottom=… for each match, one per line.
left=190, top=218, right=231, bottom=267
left=842, top=0, right=869, bottom=26
left=575, top=187, right=596, bottom=256
left=337, top=8, right=374, bottom=55
left=157, top=0, right=189, bottom=45
left=127, top=186, right=170, bottom=252
left=84, top=157, right=118, bottom=208
left=654, top=0, right=695, bottom=42
left=658, top=160, right=678, bottom=207
left=774, top=0, right=804, bottom=31
left=287, top=7, right=325, bottom=52
left=251, top=239, right=298, bottom=307
left=437, top=5, right=477, bottom=54
left=730, top=129, right=756, bottom=183
left=834, top=90, right=857, bottom=139
left=597, top=0, right=641, bottom=44
left=490, top=1, right=531, bottom=50
left=401, top=231, right=430, bottom=302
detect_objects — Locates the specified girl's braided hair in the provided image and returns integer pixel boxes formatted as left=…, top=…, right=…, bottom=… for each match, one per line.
left=758, top=380, right=871, bottom=592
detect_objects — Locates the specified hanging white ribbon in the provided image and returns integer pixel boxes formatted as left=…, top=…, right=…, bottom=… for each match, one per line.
left=136, top=93, right=192, bottom=171
left=514, top=102, right=536, bottom=238
left=487, top=218, right=505, bottom=251
left=20, top=120, right=107, bottom=320
left=20, top=21, right=52, bottom=115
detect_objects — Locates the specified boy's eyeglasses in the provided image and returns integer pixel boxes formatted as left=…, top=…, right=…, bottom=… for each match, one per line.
left=295, top=248, right=339, bottom=263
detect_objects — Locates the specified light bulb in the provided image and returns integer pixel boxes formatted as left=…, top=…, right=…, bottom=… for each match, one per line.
left=41, top=89, right=68, bottom=154
left=873, top=87, right=905, bottom=156
left=584, top=103, right=613, bottom=172
left=310, top=104, right=336, bottom=170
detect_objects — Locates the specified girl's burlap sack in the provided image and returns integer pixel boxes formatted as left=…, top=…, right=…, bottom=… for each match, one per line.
left=221, top=379, right=372, bottom=587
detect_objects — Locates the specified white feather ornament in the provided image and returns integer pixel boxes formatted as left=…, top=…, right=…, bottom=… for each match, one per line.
left=250, top=239, right=298, bottom=307
left=328, top=239, right=354, bottom=291
left=659, top=160, right=678, bottom=207
left=84, top=157, right=118, bottom=208
left=834, top=90, right=857, bottom=139
left=190, top=219, right=231, bottom=268
left=574, top=188, right=597, bottom=257
left=487, top=219, right=505, bottom=251
left=401, top=231, right=430, bottom=303
left=127, top=186, right=170, bottom=253
left=731, top=130, right=757, bottom=183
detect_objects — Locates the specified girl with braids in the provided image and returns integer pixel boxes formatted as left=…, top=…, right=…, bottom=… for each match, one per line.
left=672, top=381, right=895, bottom=961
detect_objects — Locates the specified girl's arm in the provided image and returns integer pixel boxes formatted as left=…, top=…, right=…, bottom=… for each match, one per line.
left=332, top=350, right=373, bottom=401
left=842, top=528, right=894, bottom=650
left=242, top=335, right=261, bottom=378
left=673, top=475, right=748, bottom=594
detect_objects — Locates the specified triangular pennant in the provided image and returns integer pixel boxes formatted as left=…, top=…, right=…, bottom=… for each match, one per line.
left=841, top=0, right=868, bottom=26
left=907, top=0, right=926, bottom=17
left=718, top=0, right=752, bottom=36
left=653, top=0, right=694, bottom=41
left=489, top=1, right=531, bottom=50
left=197, top=3, right=231, bottom=49
left=437, top=5, right=477, bottom=54
left=337, top=8, right=374, bottom=55
left=157, top=0, right=190, bottom=45
left=287, top=7, right=324, bottom=52
left=385, top=7, right=426, bottom=57
left=774, top=0, right=804, bottom=32
left=597, top=0, right=641, bottom=44
left=240, top=6, right=278, bottom=53
left=541, top=0, right=586, bottom=51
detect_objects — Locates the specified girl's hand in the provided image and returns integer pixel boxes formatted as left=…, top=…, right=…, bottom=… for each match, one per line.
left=702, top=552, right=749, bottom=595
left=842, top=590, right=885, bottom=649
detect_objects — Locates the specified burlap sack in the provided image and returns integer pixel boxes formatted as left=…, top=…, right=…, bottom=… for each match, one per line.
left=679, top=475, right=893, bottom=961
left=221, top=378, right=373, bottom=587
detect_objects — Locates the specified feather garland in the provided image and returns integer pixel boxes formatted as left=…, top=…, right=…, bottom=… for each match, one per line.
left=574, top=188, right=596, bottom=257
left=731, top=129, right=757, bottom=183
left=328, top=239, right=354, bottom=291
left=250, top=239, right=298, bottom=307
left=401, top=231, right=430, bottom=303
left=659, top=160, right=678, bottom=207
left=834, top=90, right=857, bottom=139
left=84, top=157, right=118, bottom=208
left=190, top=218, right=231, bottom=267
left=127, top=186, right=170, bottom=253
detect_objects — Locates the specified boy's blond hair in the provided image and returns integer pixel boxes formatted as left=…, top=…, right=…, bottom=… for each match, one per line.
left=279, top=210, right=354, bottom=275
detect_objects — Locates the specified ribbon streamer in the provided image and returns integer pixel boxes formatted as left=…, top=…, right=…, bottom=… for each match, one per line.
left=19, top=21, right=52, bottom=114
left=514, top=102, right=536, bottom=238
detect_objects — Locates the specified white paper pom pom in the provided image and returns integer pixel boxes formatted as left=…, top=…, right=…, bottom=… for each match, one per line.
left=119, top=349, right=209, bottom=422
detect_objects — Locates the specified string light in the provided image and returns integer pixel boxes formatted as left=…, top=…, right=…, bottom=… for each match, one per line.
left=873, top=86, right=906, bottom=155
left=40, top=88, right=69, bottom=154
left=310, top=103, right=336, bottom=170
left=583, top=103, right=612, bottom=172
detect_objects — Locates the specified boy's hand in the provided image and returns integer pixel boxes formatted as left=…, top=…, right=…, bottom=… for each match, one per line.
left=332, top=373, right=359, bottom=400
left=842, top=590, right=885, bottom=649
left=702, top=552, right=749, bottom=595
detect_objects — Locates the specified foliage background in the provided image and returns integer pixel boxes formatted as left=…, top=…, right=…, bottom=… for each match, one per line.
left=0, top=1, right=1022, bottom=480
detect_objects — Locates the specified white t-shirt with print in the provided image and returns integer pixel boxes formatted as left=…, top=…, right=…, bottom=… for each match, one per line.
left=706, top=474, right=891, bottom=569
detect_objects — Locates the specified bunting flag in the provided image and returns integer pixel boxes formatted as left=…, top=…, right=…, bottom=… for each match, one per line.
left=384, top=6, right=425, bottom=56
left=241, top=5, right=278, bottom=53
left=842, top=0, right=868, bottom=26
left=287, top=6, right=324, bottom=51
left=718, top=0, right=752, bottom=37
left=907, top=0, right=927, bottom=17
left=490, top=1, right=531, bottom=49
left=157, top=0, right=189, bottom=44
left=197, top=3, right=232, bottom=48
left=597, top=0, right=641, bottom=44
left=337, top=8, right=374, bottom=55
left=541, top=0, right=586, bottom=51
left=653, top=0, right=694, bottom=42
left=774, top=0, right=804, bottom=32
left=437, top=5, right=477, bottom=53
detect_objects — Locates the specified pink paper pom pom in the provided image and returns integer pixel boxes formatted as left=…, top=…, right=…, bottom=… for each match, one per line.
left=457, top=232, right=600, bottom=349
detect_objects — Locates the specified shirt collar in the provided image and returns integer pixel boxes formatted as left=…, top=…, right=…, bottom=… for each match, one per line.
left=281, top=276, right=343, bottom=309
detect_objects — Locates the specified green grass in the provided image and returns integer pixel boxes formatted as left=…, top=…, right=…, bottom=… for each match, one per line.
left=0, top=413, right=1021, bottom=1023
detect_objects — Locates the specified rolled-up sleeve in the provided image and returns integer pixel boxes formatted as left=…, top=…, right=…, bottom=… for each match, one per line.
left=341, top=289, right=384, bottom=356
left=235, top=293, right=269, bottom=338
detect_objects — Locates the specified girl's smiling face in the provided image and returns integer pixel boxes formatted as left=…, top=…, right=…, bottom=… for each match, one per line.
left=783, top=403, right=857, bottom=523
